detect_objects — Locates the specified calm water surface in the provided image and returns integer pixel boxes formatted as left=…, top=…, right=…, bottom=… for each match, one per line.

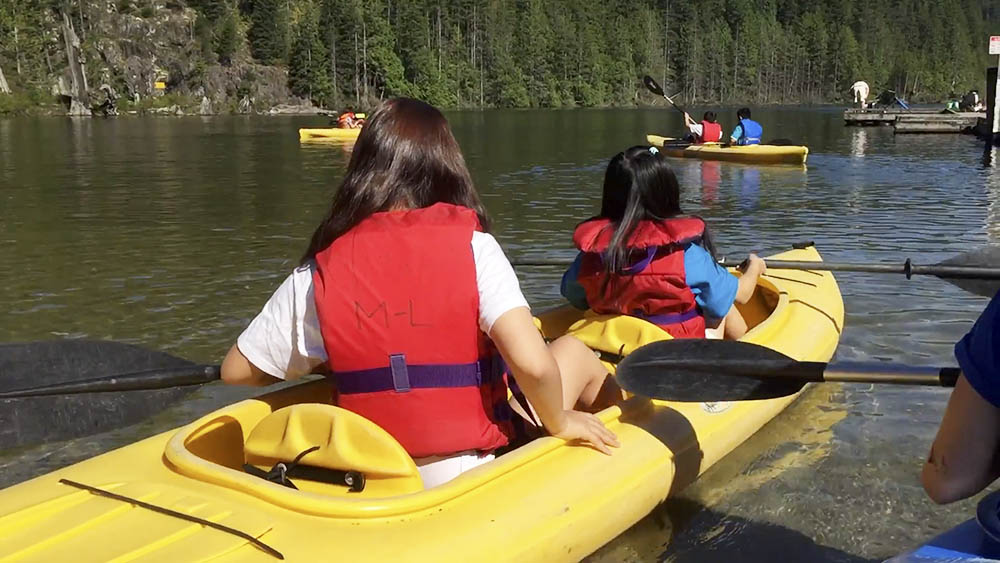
left=2, top=108, right=999, bottom=561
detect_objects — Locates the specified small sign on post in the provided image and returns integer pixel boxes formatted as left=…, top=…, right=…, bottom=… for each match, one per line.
left=991, top=36, right=1000, bottom=55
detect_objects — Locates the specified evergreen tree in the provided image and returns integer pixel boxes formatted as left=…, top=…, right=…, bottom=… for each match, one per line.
left=246, top=0, right=288, bottom=64
left=288, top=2, right=332, bottom=106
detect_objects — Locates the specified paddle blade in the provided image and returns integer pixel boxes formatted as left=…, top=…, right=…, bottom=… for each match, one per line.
left=616, top=339, right=821, bottom=402
left=0, top=340, right=204, bottom=449
left=643, top=75, right=665, bottom=97
left=936, top=246, right=1000, bottom=297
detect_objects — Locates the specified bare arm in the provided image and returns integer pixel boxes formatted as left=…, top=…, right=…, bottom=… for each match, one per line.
left=922, top=374, right=1000, bottom=504
left=734, top=254, right=766, bottom=304
left=489, top=307, right=567, bottom=431
left=221, top=344, right=282, bottom=386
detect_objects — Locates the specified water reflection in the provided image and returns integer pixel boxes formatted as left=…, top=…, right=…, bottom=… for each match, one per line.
left=700, top=161, right=720, bottom=204
left=851, top=128, right=868, bottom=159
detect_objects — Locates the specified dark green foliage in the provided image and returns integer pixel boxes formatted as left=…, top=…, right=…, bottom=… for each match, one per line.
left=288, top=2, right=332, bottom=106
left=0, top=0, right=996, bottom=112
left=214, top=9, right=240, bottom=66
left=246, top=0, right=288, bottom=64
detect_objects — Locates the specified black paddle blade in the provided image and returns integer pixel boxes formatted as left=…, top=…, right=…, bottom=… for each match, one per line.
left=936, top=246, right=1000, bottom=298
left=0, top=340, right=202, bottom=450
left=643, top=75, right=665, bottom=97
left=616, top=339, right=823, bottom=402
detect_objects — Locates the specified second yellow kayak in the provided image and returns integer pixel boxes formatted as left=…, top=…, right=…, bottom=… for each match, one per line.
left=298, top=127, right=361, bottom=141
left=647, top=134, right=809, bottom=164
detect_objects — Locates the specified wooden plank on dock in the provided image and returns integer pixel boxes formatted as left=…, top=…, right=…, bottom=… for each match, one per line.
left=892, top=112, right=983, bottom=133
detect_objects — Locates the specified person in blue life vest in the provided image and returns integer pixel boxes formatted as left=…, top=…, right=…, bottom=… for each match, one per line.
left=922, top=290, right=1000, bottom=503
left=220, top=98, right=619, bottom=488
left=729, top=107, right=762, bottom=146
left=560, top=146, right=767, bottom=341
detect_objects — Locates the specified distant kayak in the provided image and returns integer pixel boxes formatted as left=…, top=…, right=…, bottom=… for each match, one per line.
left=646, top=134, right=809, bottom=165
left=298, top=127, right=361, bottom=141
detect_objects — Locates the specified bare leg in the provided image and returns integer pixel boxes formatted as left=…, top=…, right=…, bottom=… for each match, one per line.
left=723, top=306, right=749, bottom=340
left=705, top=316, right=726, bottom=340
left=548, top=335, right=620, bottom=411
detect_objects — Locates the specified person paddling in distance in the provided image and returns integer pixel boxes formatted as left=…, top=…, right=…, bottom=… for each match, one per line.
left=561, top=146, right=766, bottom=340
left=220, top=98, right=618, bottom=488
left=922, top=290, right=1000, bottom=504
left=730, top=107, right=763, bottom=146
left=683, top=111, right=724, bottom=144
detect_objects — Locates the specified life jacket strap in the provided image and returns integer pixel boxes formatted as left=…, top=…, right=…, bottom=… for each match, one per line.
left=333, top=358, right=496, bottom=394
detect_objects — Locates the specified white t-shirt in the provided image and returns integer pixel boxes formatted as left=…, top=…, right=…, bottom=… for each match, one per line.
left=687, top=122, right=704, bottom=137
left=237, top=231, right=529, bottom=381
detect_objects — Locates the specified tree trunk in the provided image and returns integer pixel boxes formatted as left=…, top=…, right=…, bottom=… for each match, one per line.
left=61, top=9, right=91, bottom=116
left=437, top=5, right=442, bottom=74
left=0, top=64, right=10, bottom=94
left=663, top=0, right=670, bottom=88
left=14, top=23, right=22, bottom=75
left=330, top=30, right=338, bottom=106
left=362, top=19, right=368, bottom=102
left=354, top=29, right=359, bottom=105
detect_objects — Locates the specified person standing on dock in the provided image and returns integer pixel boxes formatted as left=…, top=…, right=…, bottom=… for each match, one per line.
left=683, top=111, right=723, bottom=144
left=851, top=81, right=870, bottom=108
left=729, top=108, right=762, bottom=146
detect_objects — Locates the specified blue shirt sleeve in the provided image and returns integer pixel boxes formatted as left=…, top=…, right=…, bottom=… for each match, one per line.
left=560, top=253, right=590, bottom=310
left=684, top=243, right=738, bottom=320
left=956, top=290, right=1000, bottom=407
left=730, top=123, right=743, bottom=142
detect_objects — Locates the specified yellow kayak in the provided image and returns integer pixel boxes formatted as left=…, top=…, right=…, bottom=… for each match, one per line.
left=647, top=134, right=809, bottom=164
left=0, top=246, right=842, bottom=562
left=298, top=127, right=361, bottom=141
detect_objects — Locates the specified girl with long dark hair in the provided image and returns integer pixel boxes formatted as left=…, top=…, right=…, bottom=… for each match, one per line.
left=221, top=98, right=617, bottom=487
left=562, top=146, right=766, bottom=339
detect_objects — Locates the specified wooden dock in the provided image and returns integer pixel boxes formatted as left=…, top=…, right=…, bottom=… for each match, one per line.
left=844, top=108, right=985, bottom=128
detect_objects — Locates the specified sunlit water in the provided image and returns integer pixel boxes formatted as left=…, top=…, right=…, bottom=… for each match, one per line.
left=1, top=108, right=998, bottom=561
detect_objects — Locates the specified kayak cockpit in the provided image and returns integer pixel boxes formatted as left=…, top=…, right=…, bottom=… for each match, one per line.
left=165, top=276, right=784, bottom=515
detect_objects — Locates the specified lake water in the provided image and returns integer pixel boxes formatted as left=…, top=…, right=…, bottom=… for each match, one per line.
left=1, top=108, right=998, bottom=561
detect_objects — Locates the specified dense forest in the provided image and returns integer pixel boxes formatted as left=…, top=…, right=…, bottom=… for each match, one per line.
left=0, top=0, right=997, bottom=113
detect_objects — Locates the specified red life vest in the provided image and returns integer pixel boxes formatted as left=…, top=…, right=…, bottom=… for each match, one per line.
left=572, top=217, right=707, bottom=338
left=700, top=121, right=723, bottom=143
left=312, top=203, right=513, bottom=458
left=337, top=112, right=355, bottom=127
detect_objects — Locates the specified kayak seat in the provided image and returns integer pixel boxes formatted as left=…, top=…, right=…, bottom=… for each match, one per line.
left=243, top=403, right=423, bottom=496
left=564, top=312, right=673, bottom=373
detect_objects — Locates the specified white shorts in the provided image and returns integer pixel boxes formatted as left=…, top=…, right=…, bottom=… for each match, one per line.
left=415, top=452, right=495, bottom=488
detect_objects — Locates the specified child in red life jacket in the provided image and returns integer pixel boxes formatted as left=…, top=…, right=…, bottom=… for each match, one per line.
left=683, top=111, right=723, bottom=144
left=221, top=98, right=619, bottom=488
left=561, top=146, right=766, bottom=340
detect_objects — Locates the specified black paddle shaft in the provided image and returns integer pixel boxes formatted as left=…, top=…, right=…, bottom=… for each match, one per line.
left=757, top=259, right=1000, bottom=280
left=616, top=339, right=961, bottom=402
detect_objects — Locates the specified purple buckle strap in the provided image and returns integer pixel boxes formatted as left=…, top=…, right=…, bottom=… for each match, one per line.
left=334, top=357, right=495, bottom=395
left=631, top=307, right=700, bottom=326
left=621, top=247, right=659, bottom=275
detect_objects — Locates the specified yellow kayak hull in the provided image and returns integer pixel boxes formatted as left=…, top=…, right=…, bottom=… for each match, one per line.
left=0, top=247, right=842, bottom=562
left=298, top=127, right=361, bottom=141
left=647, top=134, right=809, bottom=164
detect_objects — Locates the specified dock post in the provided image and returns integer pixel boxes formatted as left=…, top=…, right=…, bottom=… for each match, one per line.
left=992, top=66, right=999, bottom=144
